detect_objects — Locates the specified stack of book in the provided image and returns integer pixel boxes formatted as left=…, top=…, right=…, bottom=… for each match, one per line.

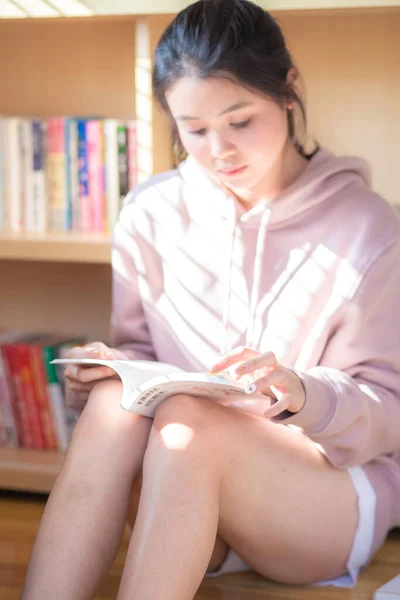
left=0, top=116, right=137, bottom=235
left=0, top=330, right=88, bottom=452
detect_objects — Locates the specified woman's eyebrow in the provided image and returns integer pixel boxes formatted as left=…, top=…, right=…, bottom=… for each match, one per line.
left=177, top=101, right=253, bottom=121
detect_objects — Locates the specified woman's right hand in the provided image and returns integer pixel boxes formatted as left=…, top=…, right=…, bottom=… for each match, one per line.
left=64, top=341, right=119, bottom=411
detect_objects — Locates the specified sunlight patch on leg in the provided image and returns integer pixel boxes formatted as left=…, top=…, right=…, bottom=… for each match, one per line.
left=160, top=423, right=195, bottom=450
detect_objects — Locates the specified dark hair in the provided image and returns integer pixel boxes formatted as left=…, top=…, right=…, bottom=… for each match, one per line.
left=153, top=0, right=317, bottom=163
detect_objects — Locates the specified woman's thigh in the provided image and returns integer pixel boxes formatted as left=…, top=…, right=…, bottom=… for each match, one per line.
left=68, top=380, right=152, bottom=483
left=153, top=394, right=359, bottom=586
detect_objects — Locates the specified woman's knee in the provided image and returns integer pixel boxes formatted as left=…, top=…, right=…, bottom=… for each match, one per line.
left=73, top=380, right=145, bottom=440
left=152, top=394, right=232, bottom=444
left=147, top=394, right=237, bottom=472
left=154, top=394, right=226, bottom=426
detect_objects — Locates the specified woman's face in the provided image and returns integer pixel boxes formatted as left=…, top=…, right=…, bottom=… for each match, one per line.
left=166, top=75, right=290, bottom=198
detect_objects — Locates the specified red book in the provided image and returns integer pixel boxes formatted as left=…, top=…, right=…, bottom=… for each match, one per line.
left=18, top=344, right=45, bottom=448
left=2, top=344, right=34, bottom=447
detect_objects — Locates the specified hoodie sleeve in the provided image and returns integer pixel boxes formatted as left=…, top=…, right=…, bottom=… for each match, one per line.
left=273, top=240, right=400, bottom=468
left=108, top=198, right=157, bottom=362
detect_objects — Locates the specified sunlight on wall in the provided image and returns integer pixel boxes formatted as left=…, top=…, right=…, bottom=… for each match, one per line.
left=135, top=20, right=154, bottom=183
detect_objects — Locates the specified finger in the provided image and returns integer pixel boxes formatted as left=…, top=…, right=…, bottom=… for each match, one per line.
left=66, top=342, right=113, bottom=360
left=85, top=341, right=114, bottom=359
left=209, top=347, right=258, bottom=374
left=263, top=394, right=291, bottom=419
left=244, top=367, right=290, bottom=396
left=235, top=351, right=278, bottom=377
left=65, top=365, right=117, bottom=383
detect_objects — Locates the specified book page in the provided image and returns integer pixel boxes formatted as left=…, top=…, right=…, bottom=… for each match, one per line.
left=51, top=358, right=185, bottom=390
left=126, top=372, right=250, bottom=414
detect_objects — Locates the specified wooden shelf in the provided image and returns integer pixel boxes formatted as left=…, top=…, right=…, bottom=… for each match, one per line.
left=1, top=0, right=399, bottom=19
left=0, top=232, right=112, bottom=264
left=0, top=447, right=65, bottom=494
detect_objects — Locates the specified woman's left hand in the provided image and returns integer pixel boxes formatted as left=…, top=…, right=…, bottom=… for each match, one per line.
left=209, top=347, right=305, bottom=419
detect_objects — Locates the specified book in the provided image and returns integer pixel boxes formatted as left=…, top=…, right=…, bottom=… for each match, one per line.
left=103, top=118, right=120, bottom=230
left=50, top=359, right=260, bottom=418
left=2, top=118, right=22, bottom=232
left=87, top=119, right=104, bottom=232
left=0, top=346, right=19, bottom=446
left=47, top=117, right=68, bottom=232
left=31, top=119, right=47, bottom=233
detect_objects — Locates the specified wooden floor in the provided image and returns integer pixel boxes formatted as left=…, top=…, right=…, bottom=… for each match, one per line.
left=1, top=490, right=400, bottom=600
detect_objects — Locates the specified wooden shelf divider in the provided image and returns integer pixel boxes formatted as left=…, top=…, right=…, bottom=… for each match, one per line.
left=0, top=447, right=65, bottom=494
left=0, top=232, right=112, bottom=264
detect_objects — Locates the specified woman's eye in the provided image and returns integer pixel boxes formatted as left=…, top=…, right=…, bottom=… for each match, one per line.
left=189, top=128, right=207, bottom=136
left=231, top=119, right=251, bottom=129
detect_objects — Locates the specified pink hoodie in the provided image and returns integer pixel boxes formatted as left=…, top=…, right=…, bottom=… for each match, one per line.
left=110, top=147, right=400, bottom=530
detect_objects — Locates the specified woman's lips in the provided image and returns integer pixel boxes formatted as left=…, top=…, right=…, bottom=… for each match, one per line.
left=219, top=165, right=248, bottom=177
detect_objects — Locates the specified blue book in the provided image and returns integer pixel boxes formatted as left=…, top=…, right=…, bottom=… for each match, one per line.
left=77, top=119, right=89, bottom=232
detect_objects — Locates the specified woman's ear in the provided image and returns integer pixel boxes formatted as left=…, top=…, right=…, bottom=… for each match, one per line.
left=285, top=68, right=299, bottom=109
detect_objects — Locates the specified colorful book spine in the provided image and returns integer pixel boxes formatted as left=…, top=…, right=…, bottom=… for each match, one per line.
left=32, top=119, right=47, bottom=233
left=2, top=344, right=34, bottom=448
left=87, top=119, right=104, bottom=232
left=17, top=344, right=45, bottom=449
left=117, top=123, right=129, bottom=208
left=103, top=119, right=120, bottom=231
left=29, top=343, right=58, bottom=449
left=3, top=118, right=22, bottom=232
left=77, top=119, right=90, bottom=232
left=0, top=405, right=8, bottom=445
left=42, top=345, right=70, bottom=451
left=0, top=347, right=19, bottom=446
left=22, top=119, right=35, bottom=233
left=0, top=115, right=143, bottom=235
left=47, top=117, right=67, bottom=232
left=68, top=119, right=80, bottom=232
left=127, top=120, right=138, bottom=192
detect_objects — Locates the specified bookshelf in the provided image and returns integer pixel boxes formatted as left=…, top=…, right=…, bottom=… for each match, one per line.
left=0, top=232, right=112, bottom=263
left=0, top=4, right=399, bottom=493
left=0, top=447, right=65, bottom=493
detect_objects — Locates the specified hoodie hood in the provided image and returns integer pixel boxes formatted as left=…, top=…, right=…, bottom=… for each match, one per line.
left=179, top=147, right=373, bottom=355
left=179, top=147, right=372, bottom=230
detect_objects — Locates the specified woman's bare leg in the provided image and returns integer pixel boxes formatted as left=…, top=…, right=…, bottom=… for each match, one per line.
left=117, top=394, right=358, bottom=600
left=21, top=380, right=152, bottom=600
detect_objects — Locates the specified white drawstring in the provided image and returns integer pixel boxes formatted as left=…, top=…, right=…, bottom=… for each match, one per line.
left=221, top=200, right=237, bottom=356
left=245, top=208, right=270, bottom=348
left=221, top=202, right=270, bottom=356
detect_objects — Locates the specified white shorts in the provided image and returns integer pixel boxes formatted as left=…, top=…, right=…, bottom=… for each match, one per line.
left=205, top=465, right=377, bottom=588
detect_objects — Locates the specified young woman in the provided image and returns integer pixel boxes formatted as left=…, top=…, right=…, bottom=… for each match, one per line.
left=21, top=1, right=400, bottom=599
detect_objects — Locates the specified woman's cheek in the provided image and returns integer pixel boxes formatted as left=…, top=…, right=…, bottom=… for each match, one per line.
left=181, top=134, right=210, bottom=166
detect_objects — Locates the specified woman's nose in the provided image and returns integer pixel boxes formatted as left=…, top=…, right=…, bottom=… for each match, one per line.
left=209, top=134, right=236, bottom=160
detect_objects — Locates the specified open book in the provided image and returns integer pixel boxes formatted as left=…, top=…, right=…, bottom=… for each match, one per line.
left=50, top=358, right=262, bottom=417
